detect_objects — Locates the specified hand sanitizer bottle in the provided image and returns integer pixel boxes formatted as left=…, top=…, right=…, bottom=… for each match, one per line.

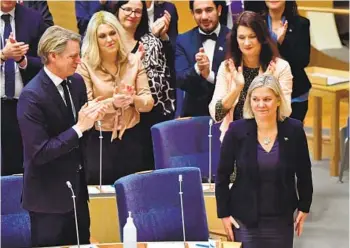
left=123, top=211, right=137, bottom=248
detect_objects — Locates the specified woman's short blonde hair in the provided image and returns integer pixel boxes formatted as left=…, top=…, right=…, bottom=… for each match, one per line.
left=38, top=26, right=81, bottom=65
left=243, top=74, right=289, bottom=121
left=81, top=11, right=128, bottom=69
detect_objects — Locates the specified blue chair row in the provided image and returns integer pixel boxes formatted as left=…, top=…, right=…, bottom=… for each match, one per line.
left=1, top=175, right=31, bottom=248
left=151, top=116, right=222, bottom=183
left=114, top=167, right=209, bottom=242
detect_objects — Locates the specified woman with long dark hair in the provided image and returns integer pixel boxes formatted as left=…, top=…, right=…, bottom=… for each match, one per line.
left=209, top=11, right=293, bottom=140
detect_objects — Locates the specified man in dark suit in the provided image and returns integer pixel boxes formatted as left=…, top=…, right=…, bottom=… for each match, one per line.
left=0, top=0, right=47, bottom=175
left=21, top=0, right=54, bottom=28
left=175, top=0, right=229, bottom=117
left=17, top=26, right=106, bottom=247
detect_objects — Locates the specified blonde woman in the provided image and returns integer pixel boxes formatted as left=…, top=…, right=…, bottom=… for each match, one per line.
left=76, top=11, right=154, bottom=185
left=216, top=74, right=313, bottom=248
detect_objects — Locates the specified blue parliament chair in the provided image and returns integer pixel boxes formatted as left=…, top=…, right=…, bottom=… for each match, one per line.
left=1, top=175, right=31, bottom=248
left=151, top=116, right=221, bottom=182
left=114, top=167, right=209, bottom=242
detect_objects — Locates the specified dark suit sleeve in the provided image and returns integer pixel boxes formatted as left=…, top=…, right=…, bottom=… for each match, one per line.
left=278, top=17, right=310, bottom=69
left=215, top=123, right=237, bottom=218
left=20, top=14, right=47, bottom=83
left=17, top=90, right=80, bottom=166
left=166, top=2, right=178, bottom=48
left=31, top=1, right=54, bottom=27
left=175, top=37, right=209, bottom=96
left=294, top=122, right=313, bottom=213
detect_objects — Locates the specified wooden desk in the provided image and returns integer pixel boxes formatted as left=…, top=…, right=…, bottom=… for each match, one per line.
left=306, top=67, right=349, bottom=176
left=88, top=186, right=224, bottom=244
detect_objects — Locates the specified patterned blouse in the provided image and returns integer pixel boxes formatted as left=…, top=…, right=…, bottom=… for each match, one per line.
left=215, top=66, right=259, bottom=121
left=132, top=33, right=176, bottom=117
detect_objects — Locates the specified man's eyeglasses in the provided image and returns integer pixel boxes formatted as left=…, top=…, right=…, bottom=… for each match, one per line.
left=120, top=7, right=142, bottom=17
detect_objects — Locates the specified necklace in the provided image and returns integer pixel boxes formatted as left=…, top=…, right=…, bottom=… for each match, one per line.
left=263, top=137, right=272, bottom=145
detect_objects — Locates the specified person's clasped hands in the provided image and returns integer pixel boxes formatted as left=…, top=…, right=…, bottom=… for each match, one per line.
left=1, top=32, right=29, bottom=63
left=76, top=97, right=108, bottom=132
left=196, top=47, right=210, bottom=79
left=112, top=82, right=135, bottom=110
left=151, top=10, right=171, bottom=41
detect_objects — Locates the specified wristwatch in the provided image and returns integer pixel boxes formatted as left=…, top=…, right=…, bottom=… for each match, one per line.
left=15, top=55, right=25, bottom=64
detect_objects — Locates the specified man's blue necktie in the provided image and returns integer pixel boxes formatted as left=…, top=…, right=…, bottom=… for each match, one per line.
left=2, top=14, right=15, bottom=99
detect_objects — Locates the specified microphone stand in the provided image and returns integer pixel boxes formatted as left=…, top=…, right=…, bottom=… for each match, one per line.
left=97, top=121, right=103, bottom=191
left=178, top=175, right=186, bottom=248
left=66, top=181, right=80, bottom=248
left=208, top=119, right=213, bottom=189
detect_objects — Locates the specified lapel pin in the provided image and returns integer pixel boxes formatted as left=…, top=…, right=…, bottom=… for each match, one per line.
left=219, top=46, right=223, bottom=51
left=284, top=137, right=289, bottom=141
left=289, top=29, right=292, bottom=32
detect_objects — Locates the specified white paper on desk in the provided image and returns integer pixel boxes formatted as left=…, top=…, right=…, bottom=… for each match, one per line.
left=310, top=73, right=349, bottom=85
left=88, top=186, right=100, bottom=194
left=148, top=242, right=186, bottom=248
left=99, top=185, right=115, bottom=193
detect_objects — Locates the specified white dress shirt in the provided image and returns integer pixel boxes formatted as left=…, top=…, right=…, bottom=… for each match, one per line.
left=44, top=66, right=82, bottom=138
left=147, top=0, right=155, bottom=26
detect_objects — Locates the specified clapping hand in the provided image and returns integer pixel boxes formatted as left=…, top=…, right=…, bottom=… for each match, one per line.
left=274, top=20, right=288, bottom=44
left=159, top=10, right=171, bottom=40
left=264, top=60, right=276, bottom=75
left=77, top=97, right=108, bottom=132
left=195, top=47, right=210, bottom=79
left=2, top=32, right=29, bottom=62
left=226, top=59, right=244, bottom=87
left=113, top=83, right=135, bottom=109
left=135, top=42, right=145, bottom=60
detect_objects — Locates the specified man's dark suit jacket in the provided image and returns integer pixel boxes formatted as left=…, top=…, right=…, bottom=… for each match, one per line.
left=153, top=1, right=178, bottom=47
left=175, top=25, right=230, bottom=117
left=215, top=118, right=313, bottom=227
left=275, top=15, right=311, bottom=98
left=15, top=3, right=47, bottom=85
left=17, top=69, right=88, bottom=213
left=22, top=0, right=54, bottom=28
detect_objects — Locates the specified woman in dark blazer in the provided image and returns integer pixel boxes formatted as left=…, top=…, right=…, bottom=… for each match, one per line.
left=261, top=0, right=311, bottom=122
left=215, top=74, right=313, bottom=248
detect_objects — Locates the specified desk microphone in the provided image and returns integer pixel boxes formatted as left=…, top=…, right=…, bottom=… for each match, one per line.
left=96, top=121, right=103, bottom=191
left=66, top=181, right=80, bottom=248
left=208, top=119, right=213, bottom=188
left=178, top=175, right=186, bottom=247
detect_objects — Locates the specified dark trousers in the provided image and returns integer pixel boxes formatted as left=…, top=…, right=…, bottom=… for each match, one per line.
left=290, top=101, right=309, bottom=122
left=85, top=124, right=145, bottom=185
left=1, top=99, right=23, bottom=175
left=29, top=184, right=90, bottom=247
left=233, top=216, right=294, bottom=248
